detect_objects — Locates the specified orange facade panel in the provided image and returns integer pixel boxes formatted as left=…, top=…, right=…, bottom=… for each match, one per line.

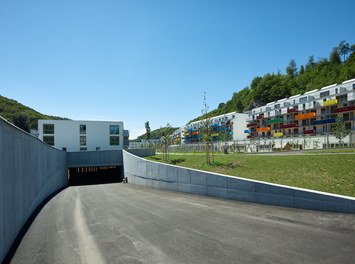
left=257, top=127, right=270, bottom=132
left=295, top=112, right=316, bottom=120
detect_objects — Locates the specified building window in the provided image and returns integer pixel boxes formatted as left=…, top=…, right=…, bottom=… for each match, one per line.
left=43, top=136, right=54, bottom=146
left=299, top=97, right=307, bottom=103
left=80, top=136, right=86, bottom=146
left=109, top=125, right=120, bottom=135
left=320, top=91, right=330, bottom=98
left=335, top=88, right=338, bottom=94
left=274, top=104, right=280, bottom=109
left=352, top=83, right=355, bottom=90
left=80, top=124, right=86, bottom=134
left=80, top=147, right=87, bottom=151
left=110, top=136, right=120, bottom=145
left=96, top=147, right=100, bottom=151
left=62, top=147, right=67, bottom=151
left=43, top=124, right=54, bottom=134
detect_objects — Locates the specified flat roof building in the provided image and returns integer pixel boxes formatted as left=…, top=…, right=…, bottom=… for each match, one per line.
left=38, top=120, right=127, bottom=152
left=245, top=78, right=355, bottom=149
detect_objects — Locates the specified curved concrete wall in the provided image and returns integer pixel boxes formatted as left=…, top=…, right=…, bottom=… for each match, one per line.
left=0, top=117, right=68, bottom=262
left=123, top=150, right=355, bottom=213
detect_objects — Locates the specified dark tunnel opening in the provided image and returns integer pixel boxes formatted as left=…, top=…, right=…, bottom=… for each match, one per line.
left=68, top=166, right=123, bottom=186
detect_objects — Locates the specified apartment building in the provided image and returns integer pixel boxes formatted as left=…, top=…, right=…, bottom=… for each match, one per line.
left=245, top=78, right=355, bottom=148
left=38, top=120, right=129, bottom=151
left=180, top=112, right=248, bottom=144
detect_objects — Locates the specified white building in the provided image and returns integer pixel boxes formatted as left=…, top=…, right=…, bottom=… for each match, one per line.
left=182, top=112, right=248, bottom=144
left=245, top=78, right=355, bottom=149
left=38, top=120, right=126, bottom=152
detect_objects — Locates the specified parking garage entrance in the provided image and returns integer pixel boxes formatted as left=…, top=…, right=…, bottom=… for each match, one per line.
left=68, top=166, right=123, bottom=185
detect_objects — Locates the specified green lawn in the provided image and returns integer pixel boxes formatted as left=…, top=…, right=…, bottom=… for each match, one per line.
left=147, top=153, right=355, bottom=197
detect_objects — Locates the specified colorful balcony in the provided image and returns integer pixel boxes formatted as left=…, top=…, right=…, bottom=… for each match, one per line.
left=256, top=115, right=263, bottom=120
left=287, top=107, right=298, bottom=113
left=295, top=112, right=316, bottom=120
left=280, top=123, right=297, bottom=129
left=322, top=99, right=338, bottom=107
left=247, top=122, right=258, bottom=127
left=257, top=127, right=270, bottom=132
left=244, top=129, right=251, bottom=133
left=312, top=118, right=336, bottom=125
left=267, top=118, right=283, bottom=124
left=333, top=105, right=355, bottom=113
left=274, top=132, right=283, bottom=138
left=303, top=129, right=316, bottom=135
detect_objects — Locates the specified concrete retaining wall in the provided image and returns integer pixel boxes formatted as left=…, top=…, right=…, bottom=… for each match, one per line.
left=0, top=117, right=68, bottom=262
left=126, top=148, right=156, bottom=158
left=123, top=150, right=355, bottom=213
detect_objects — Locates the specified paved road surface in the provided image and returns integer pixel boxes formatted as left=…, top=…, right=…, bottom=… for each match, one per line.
left=10, top=183, right=355, bottom=264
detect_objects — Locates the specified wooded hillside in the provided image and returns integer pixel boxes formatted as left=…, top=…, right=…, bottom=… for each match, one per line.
left=0, top=95, right=68, bottom=132
left=191, top=41, right=355, bottom=122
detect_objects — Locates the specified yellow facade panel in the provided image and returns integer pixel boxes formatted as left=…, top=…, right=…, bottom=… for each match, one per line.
left=322, top=99, right=338, bottom=107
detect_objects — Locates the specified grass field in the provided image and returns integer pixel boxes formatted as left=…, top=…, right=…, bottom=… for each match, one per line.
left=147, top=152, right=355, bottom=197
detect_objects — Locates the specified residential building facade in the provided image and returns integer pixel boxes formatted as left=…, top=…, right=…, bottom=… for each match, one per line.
left=38, top=120, right=127, bottom=151
left=178, top=112, right=248, bottom=144
left=245, top=78, right=355, bottom=149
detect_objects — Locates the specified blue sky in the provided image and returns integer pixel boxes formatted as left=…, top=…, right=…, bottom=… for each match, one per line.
left=1, top=0, right=354, bottom=138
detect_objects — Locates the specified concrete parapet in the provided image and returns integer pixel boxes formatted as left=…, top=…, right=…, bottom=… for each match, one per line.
left=126, top=148, right=156, bottom=157
left=123, top=150, right=355, bottom=214
left=0, top=117, right=68, bottom=263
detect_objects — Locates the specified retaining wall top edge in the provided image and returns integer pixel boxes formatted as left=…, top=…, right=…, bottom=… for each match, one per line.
left=123, top=150, right=355, bottom=201
left=0, top=116, right=65, bottom=154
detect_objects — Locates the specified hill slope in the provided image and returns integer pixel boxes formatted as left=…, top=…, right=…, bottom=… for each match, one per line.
left=0, top=95, right=68, bottom=132
left=191, top=41, right=355, bottom=122
left=136, top=126, right=178, bottom=141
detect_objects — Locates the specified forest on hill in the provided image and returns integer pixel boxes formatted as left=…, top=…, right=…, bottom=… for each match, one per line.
left=191, top=41, right=355, bottom=122
left=136, top=126, right=178, bottom=141
left=0, top=95, right=68, bottom=132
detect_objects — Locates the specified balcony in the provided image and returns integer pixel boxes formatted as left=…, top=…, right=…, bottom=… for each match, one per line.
left=256, top=115, right=263, bottom=120
left=280, top=123, right=297, bottom=129
left=312, top=118, right=336, bottom=125
left=303, top=129, right=316, bottom=135
left=244, top=129, right=251, bottom=133
left=287, top=107, right=298, bottom=113
left=333, top=105, right=355, bottom=113
left=267, top=118, right=283, bottom=125
left=274, top=132, right=283, bottom=138
left=247, top=122, right=258, bottom=127
left=322, top=99, right=338, bottom=107
left=257, top=127, right=270, bottom=132
left=295, top=112, right=316, bottom=120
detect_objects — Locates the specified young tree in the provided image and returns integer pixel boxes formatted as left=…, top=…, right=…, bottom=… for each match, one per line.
left=200, top=92, right=213, bottom=164
left=161, top=123, right=172, bottom=161
left=145, top=121, right=151, bottom=139
left=334, top=116, right=350, bottom=146
left=145, top=121, right=152, bottom=148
